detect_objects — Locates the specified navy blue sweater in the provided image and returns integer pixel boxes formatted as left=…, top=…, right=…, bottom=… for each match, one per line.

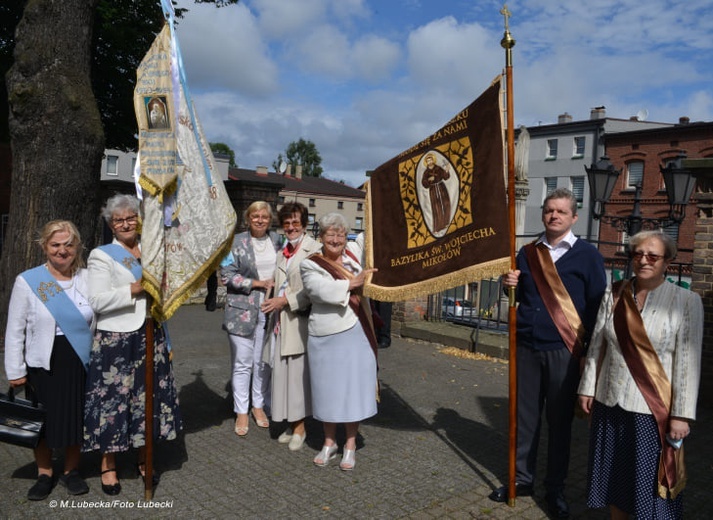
left=515, top=239, right=606, bottom=351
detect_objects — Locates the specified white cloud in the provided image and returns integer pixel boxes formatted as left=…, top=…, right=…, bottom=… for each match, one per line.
left=171, top=0, right=713, bottom=188
left=177, top=2, right=279, bottom=96
left=352, top=36, right=401, bottom=82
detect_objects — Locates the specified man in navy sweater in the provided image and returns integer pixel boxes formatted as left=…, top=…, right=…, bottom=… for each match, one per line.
left=489, top=188, right=606, bottom=518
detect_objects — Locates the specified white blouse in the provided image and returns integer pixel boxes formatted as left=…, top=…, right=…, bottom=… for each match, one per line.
left=578, top=280, right=703, bottom=420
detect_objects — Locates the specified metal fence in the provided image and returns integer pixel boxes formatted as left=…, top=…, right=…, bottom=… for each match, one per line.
left=425, top=246, right=694, bottom=332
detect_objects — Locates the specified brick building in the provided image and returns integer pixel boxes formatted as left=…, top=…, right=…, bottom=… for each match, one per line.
left=600, top=120, right=713, bottom=274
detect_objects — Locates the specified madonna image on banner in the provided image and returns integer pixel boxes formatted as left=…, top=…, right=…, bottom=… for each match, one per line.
left=364, top=76, right=510, bottom=302
left=146, top=96, right=170, bottom=130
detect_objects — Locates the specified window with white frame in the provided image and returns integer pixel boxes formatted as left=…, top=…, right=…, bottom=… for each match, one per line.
left=627, top=161, right=644, bottom=188
left=618, top=231, right=631, bottom=254
left=337, top=201, right=344, bottom=209
left=546, top=139, right=558, bottom=160
left=570, top=176, right=585, bottom=207
left=106, top=155, right=119, bottom=176
left=573, top=136, right=585, bottom=157
left=545, top=177, right=557, bottom=197
left=354, top=217, right=363, bottom=229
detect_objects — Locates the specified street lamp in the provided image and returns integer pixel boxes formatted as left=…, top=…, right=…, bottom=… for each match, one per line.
left=585, top=155, right=696, bottom=236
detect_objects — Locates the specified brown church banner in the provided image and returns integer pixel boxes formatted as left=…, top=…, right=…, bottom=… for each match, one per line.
left=364, top=76, right=510, bottom=302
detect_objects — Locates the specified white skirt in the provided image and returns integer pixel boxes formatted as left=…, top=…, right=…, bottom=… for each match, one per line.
left=307, top=323, right=377, bottom=423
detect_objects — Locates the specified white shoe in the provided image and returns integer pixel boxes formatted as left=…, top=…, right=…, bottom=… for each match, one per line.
left=340, top=449, right=356, bottom=471
left=288, top=432, right=307, bottom=451
left=313, top=444, right=338, bottom=466
left=277, top=430, right=292, bottom=444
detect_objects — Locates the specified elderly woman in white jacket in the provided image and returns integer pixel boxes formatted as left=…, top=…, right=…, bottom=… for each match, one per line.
left=300, top=213, right=378, bottom=471
left=4, top=220, right=94, bottom=500
left=83, top=194, right=181, bottom=496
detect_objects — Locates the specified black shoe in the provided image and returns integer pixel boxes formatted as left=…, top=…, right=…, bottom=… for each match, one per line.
left=27, top=474, right=54, bottom=501
left=58, top=469, right=89, bottom=495
left=378, top=340, right=391, bottom=349
left=546, top=491, right=570, bottom=519
left=137, top=463, right=161, bottom=487
left=488, top=483, right=534, bottom=502
left=100, top=468, right=121, bottom=496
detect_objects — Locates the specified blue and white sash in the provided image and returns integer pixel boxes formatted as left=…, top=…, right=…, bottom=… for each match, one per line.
left=21, top=266, right=92, bottom=368
left=98, top=244, right=142, bottom=280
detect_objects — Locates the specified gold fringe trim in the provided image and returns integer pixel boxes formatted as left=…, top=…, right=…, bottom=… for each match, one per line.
left=363, top=256, right=510, bottom=302
left=658, top=476, right=686, bottom=500
left=138, top=173, right=178, bottom=203
left=141, top=230, right=235, bottom=322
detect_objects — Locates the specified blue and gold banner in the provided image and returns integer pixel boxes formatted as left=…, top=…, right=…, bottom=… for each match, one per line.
left=364, top=77, right=509, bottom=301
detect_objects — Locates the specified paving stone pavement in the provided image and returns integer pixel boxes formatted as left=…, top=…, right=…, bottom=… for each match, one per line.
left=1, top=304, right=710, bottom=519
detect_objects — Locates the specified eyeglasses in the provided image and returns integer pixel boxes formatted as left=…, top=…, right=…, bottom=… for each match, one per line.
left=631, top=251, right=664, bottom=263
left=112, top=215, right=138, bottom=227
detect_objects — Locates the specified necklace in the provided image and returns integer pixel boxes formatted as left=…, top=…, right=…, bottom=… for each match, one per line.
left=251, top=235, right=269, bottom=253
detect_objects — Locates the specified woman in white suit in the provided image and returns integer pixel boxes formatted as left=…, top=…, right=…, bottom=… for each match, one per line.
left=4, top=220, right=94, bottom=500
left=83, top=194, right=181, bottom=496
left=262, top=203, right=319, bottom=451
left=300, top=213, right=378, bottom=471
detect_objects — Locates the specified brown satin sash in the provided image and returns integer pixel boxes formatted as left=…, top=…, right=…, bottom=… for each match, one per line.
left=523, top=241, right=585, bottom=356
left=612, top=280, right=686, bottom=499
left=307, top=253, right=379, bottom=361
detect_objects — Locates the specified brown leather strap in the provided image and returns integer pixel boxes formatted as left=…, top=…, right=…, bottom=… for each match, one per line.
left=523, top=242, right=584, bottom=356
left=307, top=253, right=379, bottom=361
left=612, top=280, right=685, bottom=498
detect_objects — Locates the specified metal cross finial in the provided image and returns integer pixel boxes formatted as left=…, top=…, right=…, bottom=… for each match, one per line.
left=500, top=4, right=511, bottom=32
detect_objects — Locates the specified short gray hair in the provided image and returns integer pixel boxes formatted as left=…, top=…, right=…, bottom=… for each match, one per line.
left=543, top=188, right=578, bottom=216
left=102, top=194, right=140, bottom=225
left=628, top=230, right=677, bottom=260
left=318, top=212, right=350, bottom=236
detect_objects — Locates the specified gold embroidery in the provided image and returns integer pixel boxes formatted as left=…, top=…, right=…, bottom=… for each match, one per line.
left=122, top=257, right=138, bottom=271
left=37, top=281, right=62, bottom=302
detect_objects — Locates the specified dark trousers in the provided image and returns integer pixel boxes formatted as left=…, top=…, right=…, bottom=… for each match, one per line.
left=515, top=344, right=580, bottom=494
left=374, top=300, right=392, bottom=345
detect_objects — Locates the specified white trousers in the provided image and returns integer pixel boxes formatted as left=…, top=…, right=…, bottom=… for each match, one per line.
left=228, top=312, right=271, bottom=414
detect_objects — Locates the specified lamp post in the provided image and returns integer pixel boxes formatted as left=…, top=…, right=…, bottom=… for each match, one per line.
left=585, top=154, right=696, bottom=236
left=585, top=155, right=696, bottom=276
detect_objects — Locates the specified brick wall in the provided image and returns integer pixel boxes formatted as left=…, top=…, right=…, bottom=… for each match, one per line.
left=692, top=192, right=713, bottom=402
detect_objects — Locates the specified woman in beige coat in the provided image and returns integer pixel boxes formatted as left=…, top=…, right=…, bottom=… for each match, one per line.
left=262, top=203, right=320, bottom=450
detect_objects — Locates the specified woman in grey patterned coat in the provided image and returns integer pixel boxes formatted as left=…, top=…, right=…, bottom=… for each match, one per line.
left=221, top=201, right=282, bottom=437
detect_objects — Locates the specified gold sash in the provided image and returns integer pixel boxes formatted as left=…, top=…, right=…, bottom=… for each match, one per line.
left=612, top=280, right=686, bottom=499
left=523, top=242, right=585, bottom=356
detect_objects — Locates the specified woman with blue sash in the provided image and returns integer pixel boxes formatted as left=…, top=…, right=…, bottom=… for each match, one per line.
left=82, top=194, right=181, bottom=496
left=4, top=220, right=95, bottom=500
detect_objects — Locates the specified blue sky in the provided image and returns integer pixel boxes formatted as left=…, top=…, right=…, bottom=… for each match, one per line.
left=173, top=0, right=713, bottom=187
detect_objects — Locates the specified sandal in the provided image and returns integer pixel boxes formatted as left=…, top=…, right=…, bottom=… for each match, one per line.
left=313, top=444, right=338, bottom=467
left=340, top=449, right=356, bottom=471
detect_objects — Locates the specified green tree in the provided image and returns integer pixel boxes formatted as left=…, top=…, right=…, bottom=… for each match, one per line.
left=277, top=138, right=323, bottom=177
left=210, top=142, right=237, bottom=167
left=0, top=0, right=238, bottom=328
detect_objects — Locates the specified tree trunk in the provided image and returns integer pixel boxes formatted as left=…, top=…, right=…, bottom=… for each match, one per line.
left=0, top=0, right=104, bottom=334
